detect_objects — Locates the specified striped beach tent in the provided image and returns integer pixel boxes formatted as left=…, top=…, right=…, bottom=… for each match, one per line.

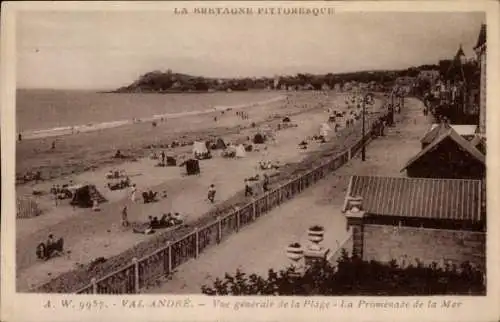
left=17, top=196, right=42, bottom=219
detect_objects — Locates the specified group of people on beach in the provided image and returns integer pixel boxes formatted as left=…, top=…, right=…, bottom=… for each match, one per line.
left=50, top=182, right=74, bottom=205
left=236, top=111, right=250, bottom=120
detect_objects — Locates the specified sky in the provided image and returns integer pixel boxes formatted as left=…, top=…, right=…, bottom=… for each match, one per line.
left=16, top=10, right=485, bottom=90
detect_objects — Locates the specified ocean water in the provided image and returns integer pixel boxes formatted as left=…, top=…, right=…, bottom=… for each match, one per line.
left=16, top=89, right=282, bottom=133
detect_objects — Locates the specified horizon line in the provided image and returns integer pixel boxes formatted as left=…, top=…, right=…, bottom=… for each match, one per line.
left=16, top=62, right=447, bottom=91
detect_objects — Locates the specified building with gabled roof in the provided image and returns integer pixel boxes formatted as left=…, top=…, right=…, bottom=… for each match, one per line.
left=403, top=127, right=485, bottom=180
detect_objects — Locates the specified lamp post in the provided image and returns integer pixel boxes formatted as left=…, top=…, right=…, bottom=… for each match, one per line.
left=361, top=94, right=366, bottom=162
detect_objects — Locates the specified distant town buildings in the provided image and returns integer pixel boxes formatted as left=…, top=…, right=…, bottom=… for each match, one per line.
left=395, top=76, right=416, bottom=95
left=474, top=24, right=487, bottom=137
left=417, top=70, right=440, bottom=85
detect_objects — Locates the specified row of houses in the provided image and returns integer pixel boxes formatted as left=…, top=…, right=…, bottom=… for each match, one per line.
left=339, top=24, right=487, bottom=275
left=422, top=25, right=486, bottom=129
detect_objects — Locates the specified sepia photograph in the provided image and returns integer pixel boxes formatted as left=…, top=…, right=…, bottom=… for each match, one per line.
left=2, top=1, right=500, bottom=322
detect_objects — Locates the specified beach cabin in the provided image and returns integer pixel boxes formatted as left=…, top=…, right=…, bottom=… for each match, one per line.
left=403, top=128, right=485, bottom=180
left=343, top=175, right=485, bottom=231
left=342, top=175, right=485, bottom=271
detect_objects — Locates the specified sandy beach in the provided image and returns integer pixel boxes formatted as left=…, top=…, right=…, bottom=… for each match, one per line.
left=16, top=90, right=383, bottom=292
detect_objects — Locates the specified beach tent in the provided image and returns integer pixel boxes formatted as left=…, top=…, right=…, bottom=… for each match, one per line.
left=214, top=138, right=227, bottom=150
left=192, top=141, right=210, bottom=159
left=235, top=144, right=246, bottom=158
left=253, top=133, right=266, bottom=144
left=166, top=156, right=177, bottom=166
left=70, top=184, right=107, bottom=208
left=17, top=196, right=42, bottom=219
left=319, top=123, right=331, bottom=137
left=320, top=123, right=331, bottom=131
left=184, top=159, right=200, bottom=175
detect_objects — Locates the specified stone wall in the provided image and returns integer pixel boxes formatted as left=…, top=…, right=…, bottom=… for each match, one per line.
left=362, top=224, right=486, bottom=270
left=327, top=227, right=353, bottom=266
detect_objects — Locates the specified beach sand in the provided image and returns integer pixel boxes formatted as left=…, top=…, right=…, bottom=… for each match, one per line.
left=16, top=91, right=378, bottom=291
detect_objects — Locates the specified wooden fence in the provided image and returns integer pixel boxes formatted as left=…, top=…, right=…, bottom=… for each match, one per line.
left=74, top=126, right=378, bottom=294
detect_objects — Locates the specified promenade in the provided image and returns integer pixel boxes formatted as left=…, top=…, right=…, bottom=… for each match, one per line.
left=147, top=97, right=432, bottom=294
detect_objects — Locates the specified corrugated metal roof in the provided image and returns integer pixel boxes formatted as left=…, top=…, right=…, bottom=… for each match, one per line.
left=346, top=175, right=482, bottom=222
left=403, top=128, right=485, bottom=171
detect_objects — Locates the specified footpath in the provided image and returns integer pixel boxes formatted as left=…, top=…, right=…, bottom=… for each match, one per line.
left=146, top=97, right=432, bottom=294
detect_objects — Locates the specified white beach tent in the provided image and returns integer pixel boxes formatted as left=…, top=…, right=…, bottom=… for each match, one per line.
left=320, top=123, right=331, bottom=136
left=319, top=123, right=331, bottom=141
left=235, top=144, right=246, bottom=158
left=192, top=141, right=209, bottom=156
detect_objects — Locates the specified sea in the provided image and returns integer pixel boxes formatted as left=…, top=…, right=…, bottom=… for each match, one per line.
left=16, top=89, right=285, bottom=139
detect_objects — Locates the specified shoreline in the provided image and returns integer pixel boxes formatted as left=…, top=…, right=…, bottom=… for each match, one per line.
left=18, top=95, right=287, bottom=141
left=15, top=92, right=334, bottom=184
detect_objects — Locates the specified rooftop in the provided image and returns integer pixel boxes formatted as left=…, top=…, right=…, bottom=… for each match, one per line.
left=344, top=175, right=483, bottom=223
left=430, top=124, right=477, bottom=137
left=421, top=122, right=452, bottom=145
left=474, top=24, right=486, bottom=50
left=405, top=127, right=485, bottom=171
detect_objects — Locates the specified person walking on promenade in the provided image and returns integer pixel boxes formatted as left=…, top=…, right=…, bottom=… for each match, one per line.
left=208, top=184, right=216, bottom=203
left=244, top=180, right=253, bottom=197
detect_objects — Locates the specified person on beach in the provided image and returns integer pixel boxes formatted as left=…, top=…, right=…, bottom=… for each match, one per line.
left=18, top=133, right=22, bottom=142
left=161, top=151, right=166, bottom=165
left=208, top=184, right=216, bottom=203
left=52, top=185, right=59, bottom=206
left=91, top=198, right=99, bottom=211
left=46, top=234, right=55, bottom=249
left=130, top=184, right=137, bottom=203
left=122, top=206, right=130, bottom=227
left=51, top=140, right=56, bottom=150
left=172, top=212, right=183, bottom=224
